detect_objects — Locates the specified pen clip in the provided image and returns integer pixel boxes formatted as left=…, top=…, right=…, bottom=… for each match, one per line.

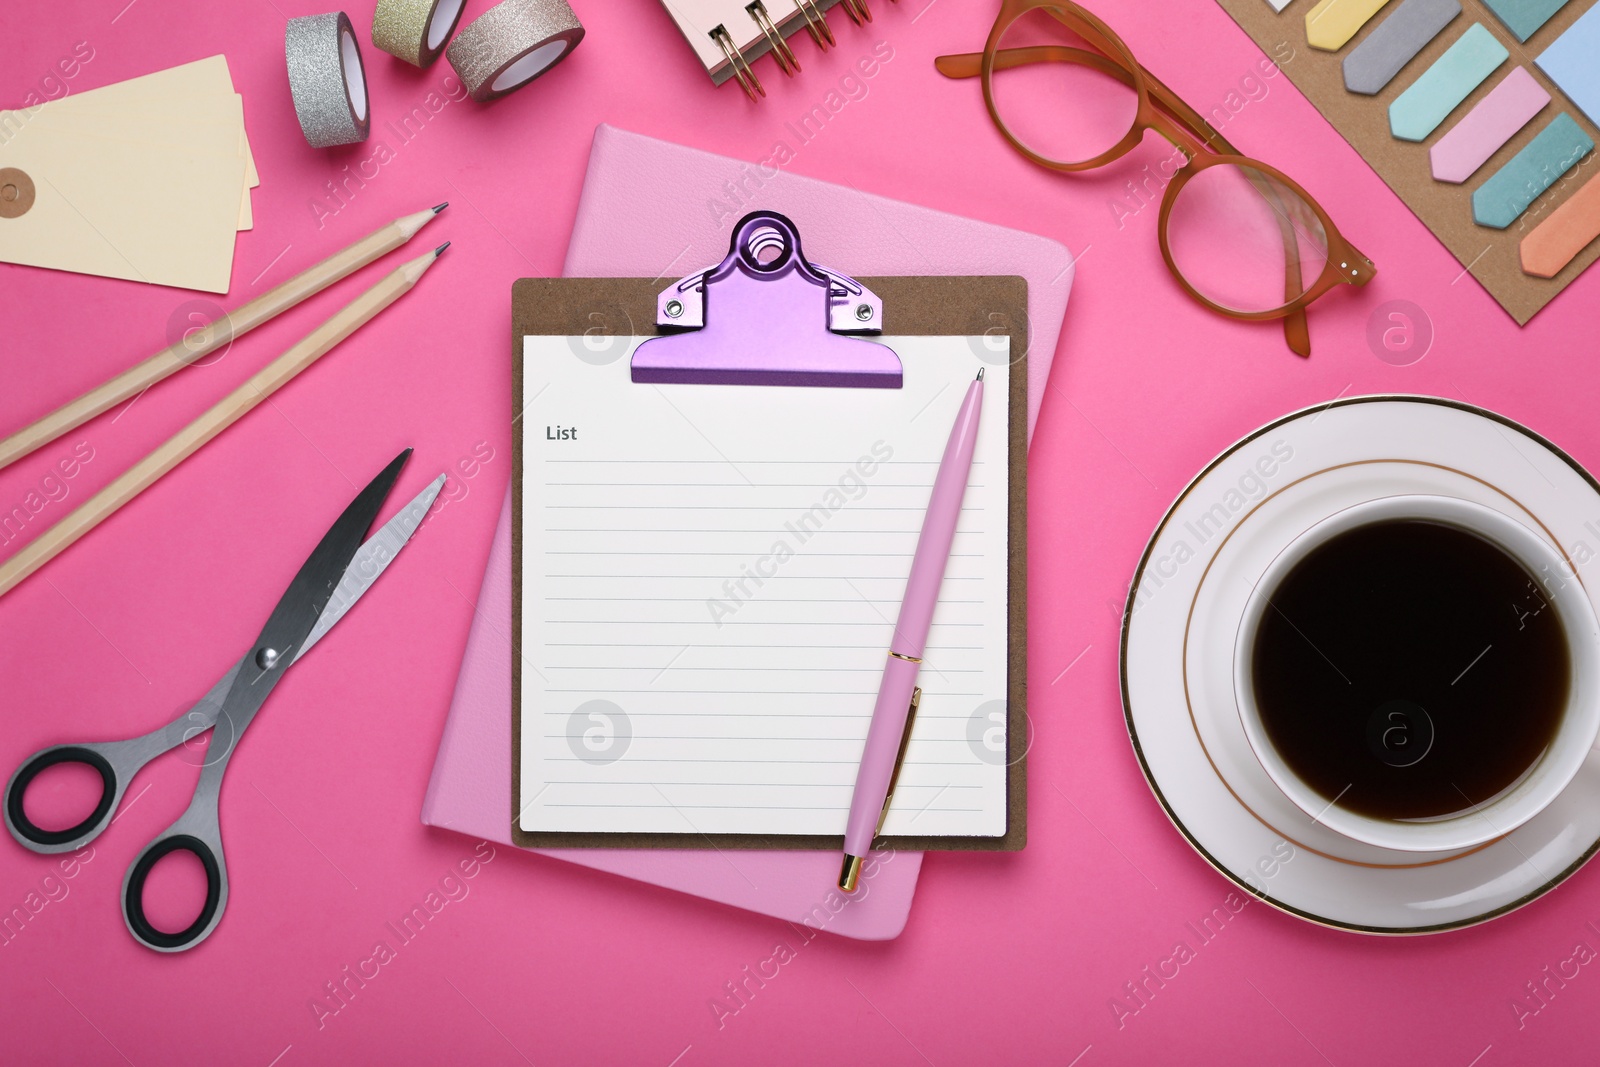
left=875, top=686, right=921, bottom=837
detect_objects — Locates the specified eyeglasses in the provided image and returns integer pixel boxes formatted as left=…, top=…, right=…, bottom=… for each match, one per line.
left=936, top=0, right=1374, bottom=356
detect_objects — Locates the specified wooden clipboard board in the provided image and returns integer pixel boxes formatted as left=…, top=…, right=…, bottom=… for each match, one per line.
left=510, top=273, right=1028, bottom=852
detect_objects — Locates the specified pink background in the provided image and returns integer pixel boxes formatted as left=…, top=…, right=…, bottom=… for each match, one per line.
left=3, top=0, right=1598, bottom=1063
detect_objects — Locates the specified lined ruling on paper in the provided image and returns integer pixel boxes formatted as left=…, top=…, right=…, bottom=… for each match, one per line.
left=518, top=335, right=1010, bottom=838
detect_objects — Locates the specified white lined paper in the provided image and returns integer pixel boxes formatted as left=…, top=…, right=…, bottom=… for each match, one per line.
left=518, top=335, right=1009, bottom=837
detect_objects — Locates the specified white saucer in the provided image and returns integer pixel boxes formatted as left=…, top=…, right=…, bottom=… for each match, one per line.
left=1121, top=396, right=1600, bottom=933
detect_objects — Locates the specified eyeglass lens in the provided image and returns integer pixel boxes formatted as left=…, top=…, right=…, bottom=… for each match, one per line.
left=1165, top=165, right=1330, bottom=313
left=990, top=10, right=1139, bottom=166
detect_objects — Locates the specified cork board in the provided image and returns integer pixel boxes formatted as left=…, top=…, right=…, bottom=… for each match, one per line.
left=509, top=276, right=1028, bottom=851
left=1217, top=0, right=1600, bottom=323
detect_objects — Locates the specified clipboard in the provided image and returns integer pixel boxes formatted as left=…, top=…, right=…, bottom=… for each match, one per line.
left=511, top=211, right=1027, bottom=852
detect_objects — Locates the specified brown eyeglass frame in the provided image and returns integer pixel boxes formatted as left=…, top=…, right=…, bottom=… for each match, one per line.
left=936, top=0, right=1375, bottom=357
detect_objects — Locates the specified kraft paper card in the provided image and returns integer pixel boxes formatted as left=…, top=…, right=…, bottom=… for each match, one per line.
left=1218, top=0, right=1600, bottom=322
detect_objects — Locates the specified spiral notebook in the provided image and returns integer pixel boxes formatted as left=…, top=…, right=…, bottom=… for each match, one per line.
left=655, top=0, right=886, bottom=99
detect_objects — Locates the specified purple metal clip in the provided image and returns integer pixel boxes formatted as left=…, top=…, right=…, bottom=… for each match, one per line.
left=631, top=211, right=902, bottom=388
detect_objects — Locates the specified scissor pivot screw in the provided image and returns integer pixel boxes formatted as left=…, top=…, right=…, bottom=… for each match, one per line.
left=665, top=300, right=683, bottom=319
left=255, top=648, right=281, bottom=670
left=855, top=303, right=873, bottom=321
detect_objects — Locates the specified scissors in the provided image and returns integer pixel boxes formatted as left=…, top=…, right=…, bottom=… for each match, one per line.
left=3, top=448, right=444, bottom=952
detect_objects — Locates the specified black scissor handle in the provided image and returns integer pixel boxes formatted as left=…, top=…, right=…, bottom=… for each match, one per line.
left=122, top=831, right=227, bottom=952
left=3, top=744, right=121, bottom=852
left=3, top=669, right=236, bottom=857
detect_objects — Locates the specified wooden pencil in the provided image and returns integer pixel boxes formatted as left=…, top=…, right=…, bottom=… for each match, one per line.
left=0, top=244, right=448, bottom=599
left=0, top=204, right=447, bottom=473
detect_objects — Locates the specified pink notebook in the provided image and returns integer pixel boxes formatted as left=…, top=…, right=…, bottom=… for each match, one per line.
left=421, top=124, right=1073, bottom=939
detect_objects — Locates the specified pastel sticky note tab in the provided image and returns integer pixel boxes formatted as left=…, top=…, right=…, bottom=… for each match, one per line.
left=1472, top=112, right=1594, bottom=228
left=1266, top=0, right=1291, bottom=10
left=1537, top=5, right=1600, bottom=126
left=1521, top=170, right=1600, bottom=276
left=1389, top=23, right=1509, bottom=141
left=1430, top=67, right=1551, bottom=181
left=1483, top=0, right=1570, bottom=42
left=1307, top=0, right=1392, bottom=50
left=1344, top=0, right=1461, bottom=94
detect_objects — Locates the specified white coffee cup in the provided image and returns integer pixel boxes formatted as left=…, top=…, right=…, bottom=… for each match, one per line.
left=1234, top=494, right=1600, bottom=852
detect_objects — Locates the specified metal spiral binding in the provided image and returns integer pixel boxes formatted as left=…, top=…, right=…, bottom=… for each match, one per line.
left=796, top=0, right=836, bottom=49
left=709, top=0, right=900, bottom=102
left=838, top=0, right=871, bottom=24
left=711, top=23, right=764, bottom=100
left=747, top=2, right=800, bottom=76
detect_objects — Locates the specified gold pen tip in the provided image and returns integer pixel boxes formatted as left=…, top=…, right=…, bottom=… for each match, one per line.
left=433, top=201, right=448, bottom=213
left=838, top=854, right=863, bottom=892
left=434, top=241, right=450, bottom=257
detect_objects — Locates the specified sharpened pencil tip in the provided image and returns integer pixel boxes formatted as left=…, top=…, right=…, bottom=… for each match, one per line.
left=434, top=241, right=450, bottom=256
left=432, top=202, right=448, bottom=214
left=976, top=367, right=984, bottom=381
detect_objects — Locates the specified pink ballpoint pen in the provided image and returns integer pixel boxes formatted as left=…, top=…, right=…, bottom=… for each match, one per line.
left=840, top=367, right=985, bottom=891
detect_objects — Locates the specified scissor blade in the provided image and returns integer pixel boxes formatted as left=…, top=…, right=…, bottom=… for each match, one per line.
left=210, top=449, right=412, bottom=741
left=295, top=473, right=446, bottom=662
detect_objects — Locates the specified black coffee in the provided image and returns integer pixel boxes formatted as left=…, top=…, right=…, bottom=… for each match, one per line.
left=1251, top=519, right=1570, bottom=821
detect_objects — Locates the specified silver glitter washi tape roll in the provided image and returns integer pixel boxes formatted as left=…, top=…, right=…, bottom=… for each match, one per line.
left=372, top=0, right=467, bottom=68
left=286, top=11, right=372, bottom=147
left=446, top=0, right=585, bottom=103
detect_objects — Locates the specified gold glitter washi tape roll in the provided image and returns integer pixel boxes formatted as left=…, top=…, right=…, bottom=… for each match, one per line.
left=286, top=11, right=372, bottom=147
left=446, top=0, right=585, bottom=103
left=372, top=0, right=467, bottom=68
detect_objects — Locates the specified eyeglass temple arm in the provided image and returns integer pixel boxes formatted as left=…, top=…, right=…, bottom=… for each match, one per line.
left=1227, top=159, right=1313, bottom=356
left=1272, top=185, right=1313, bottom=357
left=934, top=50, right=1238, bottom=159
left=935, top=46, right=1313, bottom=356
